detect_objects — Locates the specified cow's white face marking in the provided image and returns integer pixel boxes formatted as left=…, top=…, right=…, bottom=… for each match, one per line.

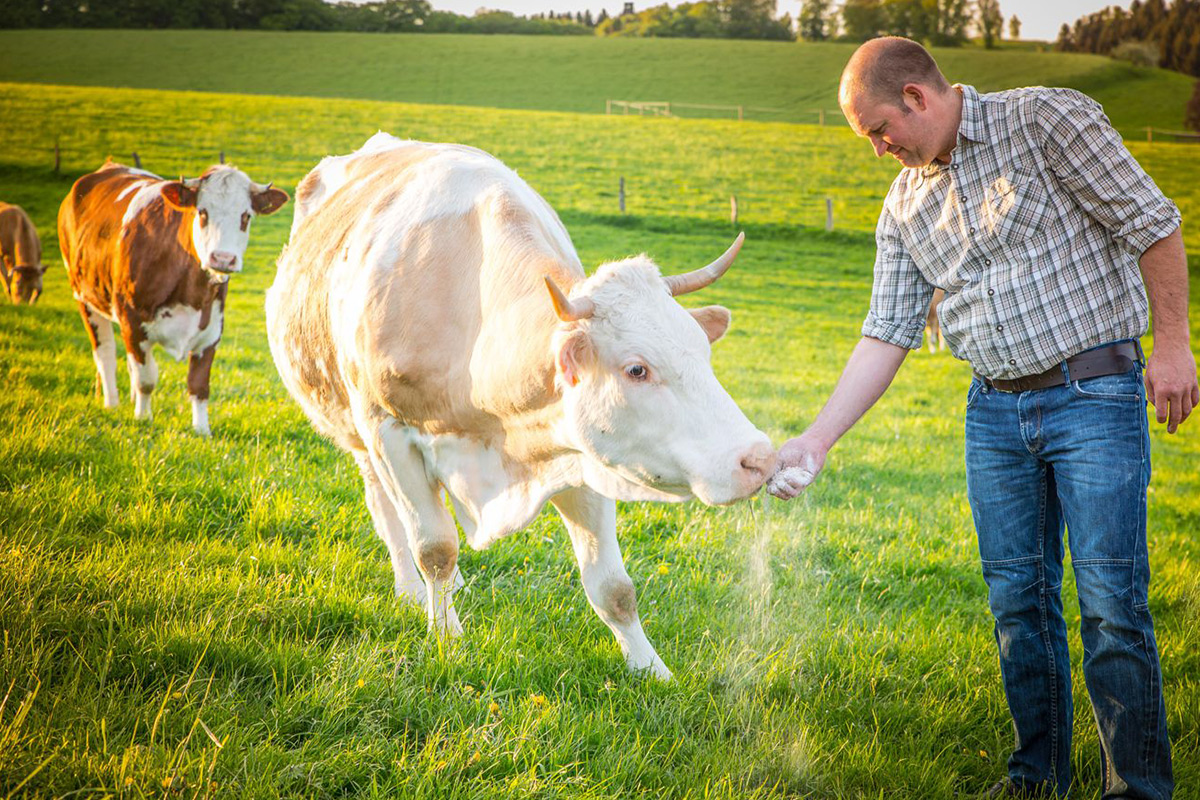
left=189, top=169, right=258, bottom=281
left=556, top=259, right=774, bottom=506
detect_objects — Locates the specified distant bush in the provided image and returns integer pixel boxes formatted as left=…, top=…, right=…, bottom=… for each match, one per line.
left=1111, top=40, right=1160, bottom=69
left=1187, top=80, right=1200, bottom=133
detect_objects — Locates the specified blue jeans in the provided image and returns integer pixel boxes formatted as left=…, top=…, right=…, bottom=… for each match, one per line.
left=965, top=347, right=1172, bottom=799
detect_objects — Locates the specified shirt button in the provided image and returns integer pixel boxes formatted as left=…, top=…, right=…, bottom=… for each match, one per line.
left=1009, top=359, right=1016, bottom=366
left=985, top=258, right=992, bottom=266
left=987, top=288, right=995, bottom=296
left=996, top=324, right=1004, bottom=332
left=969, top=227, right=976, bottom=234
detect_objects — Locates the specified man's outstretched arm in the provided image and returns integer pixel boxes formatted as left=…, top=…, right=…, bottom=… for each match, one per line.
left=769, top=336, right=908, bottom=500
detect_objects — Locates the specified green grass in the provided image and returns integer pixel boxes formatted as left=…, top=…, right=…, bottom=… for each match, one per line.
left=0, top=30, right=1196, bottom=136
left=1, top=81, right=1198, bottom=798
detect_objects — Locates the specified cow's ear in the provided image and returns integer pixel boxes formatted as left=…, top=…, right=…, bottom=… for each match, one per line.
left=689, top=305, right=731, bottom=343
left=160, top=181, right=197, bottom=210
left=252, top=186, right=290, bottom=216
left=556, top=330, right=594, bottom=388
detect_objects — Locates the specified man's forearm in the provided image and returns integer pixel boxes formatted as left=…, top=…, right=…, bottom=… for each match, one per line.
left=805, top=336, right=909, bottom=450
left=1139, top=227, right=1190, bottom=346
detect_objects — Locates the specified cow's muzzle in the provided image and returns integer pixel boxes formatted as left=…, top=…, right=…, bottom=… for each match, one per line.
left=207, top=252, right=240, bottom=274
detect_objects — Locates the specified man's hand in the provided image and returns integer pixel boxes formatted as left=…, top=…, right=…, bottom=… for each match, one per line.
left=767, top=433, right=828, bottom=500
left=1145, top=341, right=1199, bottom=433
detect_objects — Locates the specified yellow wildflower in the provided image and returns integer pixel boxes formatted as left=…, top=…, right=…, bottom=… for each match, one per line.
left=356, top=678, right=365, bottom=688
left=488, top=701, right=500, bottom=714
left=657, top=564, right=669, bottom=575
left=531, top=694, right=547, bottom=707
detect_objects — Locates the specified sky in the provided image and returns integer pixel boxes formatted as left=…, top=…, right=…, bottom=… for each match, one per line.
left=425, top=0, right=1125, bottom=42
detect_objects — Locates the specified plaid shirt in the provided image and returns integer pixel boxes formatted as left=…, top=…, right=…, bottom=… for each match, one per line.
left=862, top=84, right=1181, bottom=379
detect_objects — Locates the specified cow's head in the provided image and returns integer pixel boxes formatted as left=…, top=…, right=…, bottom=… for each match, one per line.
left=546, top=234, right=776, bottom=506
left=5, top=262, right=47, bottom=305
left=161, top=166, right=289, bottom=283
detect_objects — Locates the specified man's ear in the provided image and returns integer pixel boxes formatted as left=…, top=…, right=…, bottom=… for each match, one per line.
left=689, top=305, right=732, bottom=343
left=556, top=330, right=594, bottom=388
left=161, top=181, right=198, bottom=210
left=902, top=83, right=927, bottom=111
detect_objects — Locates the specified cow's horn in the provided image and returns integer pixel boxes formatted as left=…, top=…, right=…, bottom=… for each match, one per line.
left=544, top=276, right=594, bottom=322
left=250, top=180, right=273, bottom=193
left=664, top=232, right=744, bottom=297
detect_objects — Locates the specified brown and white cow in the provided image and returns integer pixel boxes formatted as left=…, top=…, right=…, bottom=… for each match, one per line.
left=0, top=202, right=47, bottom=304
left=59, top=160, right=288, bottom=434
left=266, top=134, right=776, bottom=679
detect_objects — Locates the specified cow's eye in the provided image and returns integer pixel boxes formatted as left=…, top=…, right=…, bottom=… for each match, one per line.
left=198, top=209, right=209, bottom=228
left=241, top=212, right=251, bottom=231
left=624, top=364, right=649, bottom=381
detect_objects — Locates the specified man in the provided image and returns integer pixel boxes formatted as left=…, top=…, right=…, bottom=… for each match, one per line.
left=770, top=37, right=1196, bottom=799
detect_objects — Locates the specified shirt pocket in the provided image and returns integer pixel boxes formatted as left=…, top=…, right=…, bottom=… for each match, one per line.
left=982, top=171, right=1049, bottom=245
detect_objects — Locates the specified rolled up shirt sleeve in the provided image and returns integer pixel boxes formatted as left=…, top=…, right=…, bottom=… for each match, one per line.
left=1037, top=90, right=1181, bottom=256
left=862, top=201, right=936, bottom=350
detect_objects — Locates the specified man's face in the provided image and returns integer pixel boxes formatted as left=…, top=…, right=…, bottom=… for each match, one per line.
left=842, top=88, right=939, bottom=168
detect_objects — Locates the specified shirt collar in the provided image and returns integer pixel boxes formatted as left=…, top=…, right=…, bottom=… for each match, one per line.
left=917, top=84, right=983, bottom=179
left=956, top=84, right=985, bottom=144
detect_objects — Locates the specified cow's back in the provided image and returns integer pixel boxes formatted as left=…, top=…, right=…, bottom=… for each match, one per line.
left=268, top=136, right=583, bottom=450
left=59, top=163, right=192, bottom=316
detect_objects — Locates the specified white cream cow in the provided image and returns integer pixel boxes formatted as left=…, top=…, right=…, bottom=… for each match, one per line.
left=266, top=133, right=775, bottom=678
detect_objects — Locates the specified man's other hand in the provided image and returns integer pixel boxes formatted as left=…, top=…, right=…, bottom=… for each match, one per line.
left=1145, top=341, right=1199, bottom=433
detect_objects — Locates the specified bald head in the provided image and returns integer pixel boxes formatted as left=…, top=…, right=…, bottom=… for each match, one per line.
left=839, top=37, right=951, bottom=109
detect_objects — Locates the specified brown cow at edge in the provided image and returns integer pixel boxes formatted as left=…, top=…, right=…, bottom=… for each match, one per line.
left=0, top=202, right=47, bottom=304
left=58, top=160, right=288, bottom=434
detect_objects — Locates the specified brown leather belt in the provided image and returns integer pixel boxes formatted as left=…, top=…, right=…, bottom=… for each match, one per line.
left=974, top=341, right=1142, bottom=393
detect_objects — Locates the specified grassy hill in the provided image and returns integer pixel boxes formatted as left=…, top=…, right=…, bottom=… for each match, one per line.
left=0, top=29, right=1196, bottom=137
left=1, top=81, right=1198, bottom=798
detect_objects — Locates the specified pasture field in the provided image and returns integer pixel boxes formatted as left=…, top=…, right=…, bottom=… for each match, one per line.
left=1, top=30, right=1198, bottom=136
left=1, top=81, right=1199, bottom=798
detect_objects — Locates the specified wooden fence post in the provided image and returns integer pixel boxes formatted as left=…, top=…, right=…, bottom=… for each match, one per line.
left=219, top=150, right=225, bottom=164
left=606, top=99, right=611, bottom=115
left=133, top=151, right=141, bottom=169
left=619, top=177, right=625, bottom=214
left=54, top=141, right=60, bottom=174
left=818, top=109, right=825, bottom=126
left=730, top=195, right=738, bottom=226
left=738, top=105, right=744, bottom=122
left=825, top=198, right=834, bottom=232
left=1146, top=126, right=1153, bottom=143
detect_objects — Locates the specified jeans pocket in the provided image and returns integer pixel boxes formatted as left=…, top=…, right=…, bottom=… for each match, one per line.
left=1070, top=368, right=1143, bottom=401
left=966, top=378, right=984, bottom=410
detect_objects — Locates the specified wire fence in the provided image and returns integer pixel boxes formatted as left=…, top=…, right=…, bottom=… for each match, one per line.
left=606, top=99, right=837, bottom=125
left=1144, top=126, right=1200, bottom=143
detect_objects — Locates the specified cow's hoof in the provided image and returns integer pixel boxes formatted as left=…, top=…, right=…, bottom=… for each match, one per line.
left=193, top=425, right=211, bottom=437
left=627, top=654, right=672, bottom=681
left=395, top=580, right=427, bottom=608
left=428, top=613, right=464, bottom=638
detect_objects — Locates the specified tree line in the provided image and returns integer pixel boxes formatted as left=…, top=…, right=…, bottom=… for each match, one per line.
left=1054, top=0, right=1200, bottom=78
left=0, top=0, right=792, bottom=39
left=798, top=0, right=1019, bottom=48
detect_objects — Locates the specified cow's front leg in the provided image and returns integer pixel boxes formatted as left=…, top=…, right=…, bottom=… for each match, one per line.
left=551, top=486, right=671, bottom=680
left=354, top=451, right=427, bottom=607
left=78, top=302, right=118, bottom=408
left=188, top=344, right=217, bottom=436
left=120, top=320, right=157, bottom=421
left=365, top=417, right=462, bottom=636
